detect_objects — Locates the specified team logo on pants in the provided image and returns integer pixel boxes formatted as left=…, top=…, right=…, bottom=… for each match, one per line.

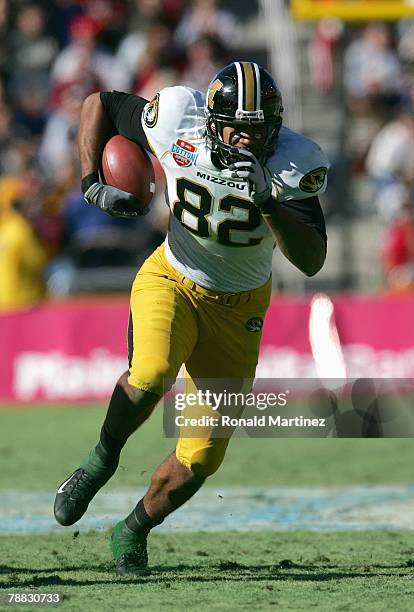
left=245, top=317, right=263, bottom=332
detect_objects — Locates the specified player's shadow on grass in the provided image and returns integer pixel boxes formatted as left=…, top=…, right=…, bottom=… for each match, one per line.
left=0, top=563, right=111, bottom=575
left=2, top=562, right=412, bottom=588
left=0, top=565, right=100, bottom=574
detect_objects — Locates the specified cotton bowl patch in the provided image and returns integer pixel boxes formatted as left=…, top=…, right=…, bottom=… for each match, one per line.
left=171, top=139, right=198, bottom=167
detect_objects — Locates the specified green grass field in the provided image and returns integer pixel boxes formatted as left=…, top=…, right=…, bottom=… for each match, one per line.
left=1, top=405, right=414, bottom=610
left=3, top=531, right=414, bottom=611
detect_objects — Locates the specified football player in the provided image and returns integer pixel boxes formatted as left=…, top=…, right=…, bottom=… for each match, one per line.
left=54, top=62, right=328, bottom=575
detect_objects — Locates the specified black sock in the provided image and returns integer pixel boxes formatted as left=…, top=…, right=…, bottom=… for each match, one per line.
left=103, top=383, right=158, bottom=440
left=95, top=424, right=127, bottom=463
left=95, top=382, right=145, bottom=463
left=125, top=498, right=163, bottom=535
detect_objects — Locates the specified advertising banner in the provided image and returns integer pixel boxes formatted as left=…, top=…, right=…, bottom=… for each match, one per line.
left=2, top=294, right=414, bottom=402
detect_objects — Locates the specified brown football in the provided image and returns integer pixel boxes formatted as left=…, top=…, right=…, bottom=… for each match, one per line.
left=101, top=135, right=155, bottom=210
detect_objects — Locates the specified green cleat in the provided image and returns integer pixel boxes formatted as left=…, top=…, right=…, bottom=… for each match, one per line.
left=111, top=520, right=149, bottom=575
left=54, top=448, right=118, bottom=526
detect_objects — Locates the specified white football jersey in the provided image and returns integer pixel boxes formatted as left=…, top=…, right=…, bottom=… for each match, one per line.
left=141, top=86, right=329, bottom=292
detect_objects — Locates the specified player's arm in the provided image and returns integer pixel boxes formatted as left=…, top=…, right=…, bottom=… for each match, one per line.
left=78, top=92, right=149, bottom=217
left=99, top=92, right=151, bottom=152
left=78, top=92, right=111, bottom=184
left=229, top=149, right=327, bottom=276
left=261, top=196, right=327, bottom=277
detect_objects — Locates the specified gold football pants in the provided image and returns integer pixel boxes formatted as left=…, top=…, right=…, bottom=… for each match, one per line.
left=128, top=242, right=272, bottom=477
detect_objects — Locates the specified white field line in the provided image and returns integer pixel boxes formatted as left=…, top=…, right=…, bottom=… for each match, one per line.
left=1, top=486, right=414, bottom=534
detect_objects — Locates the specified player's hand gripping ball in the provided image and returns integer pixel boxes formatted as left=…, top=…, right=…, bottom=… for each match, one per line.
left=84, top=135, right=155, bottom=218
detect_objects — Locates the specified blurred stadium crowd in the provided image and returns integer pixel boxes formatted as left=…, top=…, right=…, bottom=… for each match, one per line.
left=343, top=21, right=414, bottom=292
left=0, top=0, right=242, bottom=309
left=308, top=17, right=414, bottom=293
left=2, top=0, right=414, bottom=311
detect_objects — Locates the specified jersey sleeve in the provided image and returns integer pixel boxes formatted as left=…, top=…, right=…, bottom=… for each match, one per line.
left=100, top=91, right=151, bottom=152
left=141, top=86, right=205, bottom=160
left=280, top=196, right=327, bottom=243
left=269, top=130, right=330, bottom=202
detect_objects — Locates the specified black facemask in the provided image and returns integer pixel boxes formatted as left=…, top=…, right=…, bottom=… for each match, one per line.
left=206, top=117, right=280, bottom=168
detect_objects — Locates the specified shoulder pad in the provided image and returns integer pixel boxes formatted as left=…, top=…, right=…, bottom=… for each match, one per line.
left=141, top=86, right=205, bottom=158
left=268, top=127, right=330, bottom=201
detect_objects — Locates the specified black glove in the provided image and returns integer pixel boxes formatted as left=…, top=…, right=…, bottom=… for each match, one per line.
left=82, top=173, right=148, bottom=218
